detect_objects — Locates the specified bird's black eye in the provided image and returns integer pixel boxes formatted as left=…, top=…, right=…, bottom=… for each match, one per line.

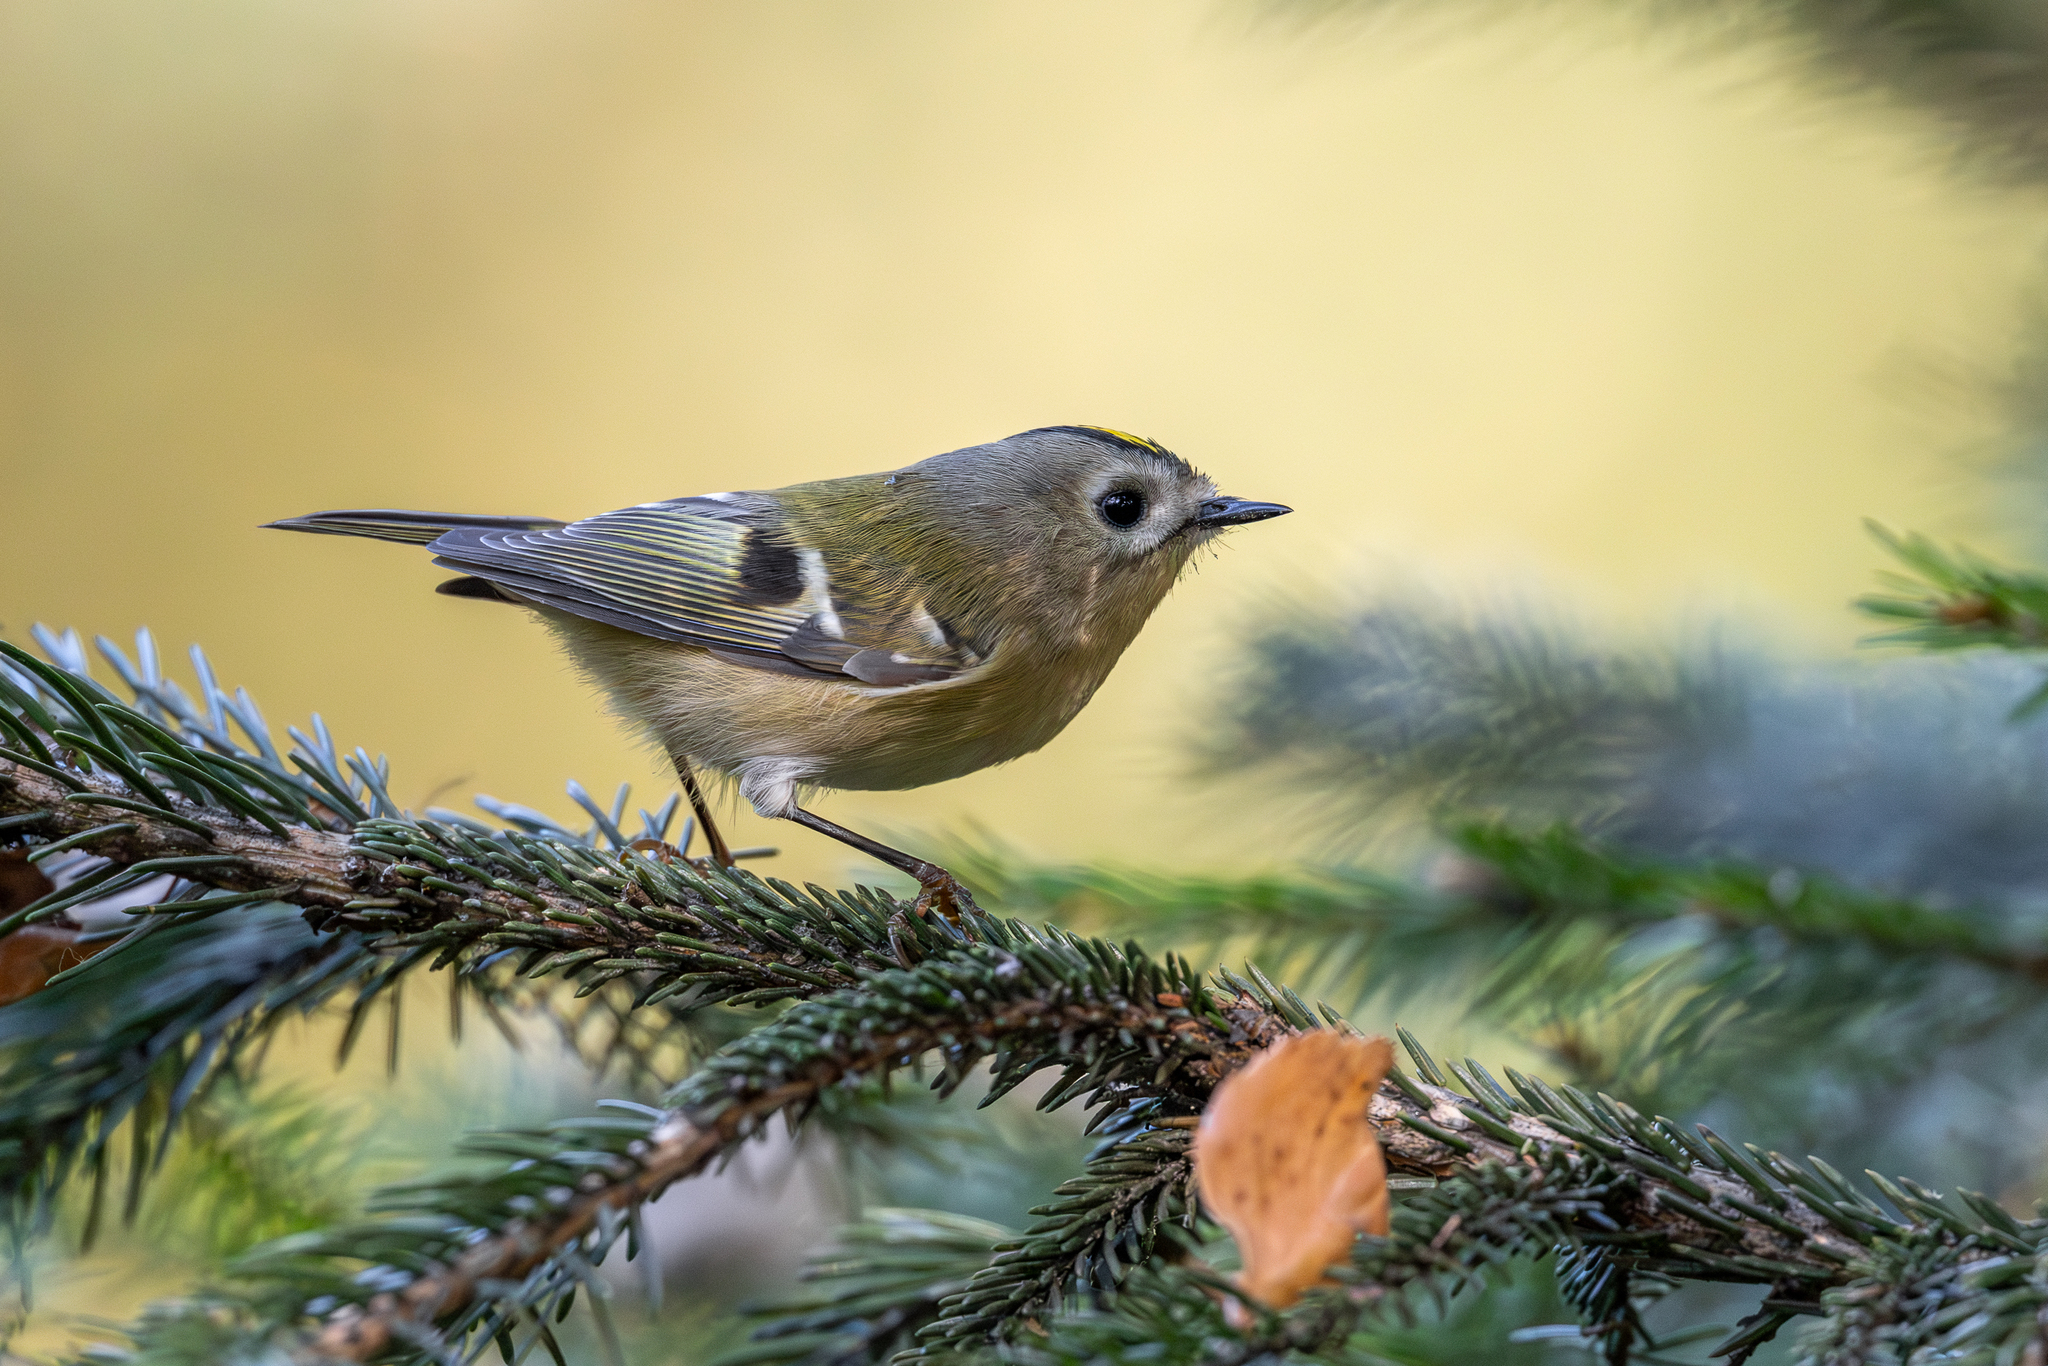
left=1097, top=490, right=1146, bottom=529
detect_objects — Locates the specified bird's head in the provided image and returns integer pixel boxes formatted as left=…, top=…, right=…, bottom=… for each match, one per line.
left=883, top=425, right=1291, bottom=642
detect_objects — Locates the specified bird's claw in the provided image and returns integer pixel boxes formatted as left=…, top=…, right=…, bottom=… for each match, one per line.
left=627, top=837, right=727, bottom=875
left=911, top=871, right=975, bottom=923
left=884, top=873, right=978, bottom=968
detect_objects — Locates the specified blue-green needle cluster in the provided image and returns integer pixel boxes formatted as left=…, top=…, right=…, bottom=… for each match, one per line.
left=4, top=626, right=2048, bottom=1366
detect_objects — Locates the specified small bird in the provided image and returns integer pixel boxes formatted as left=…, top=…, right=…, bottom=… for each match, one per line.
left=269, top=426, right=1289, bottom=915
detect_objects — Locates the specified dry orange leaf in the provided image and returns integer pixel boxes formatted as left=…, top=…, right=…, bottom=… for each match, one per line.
left=0, top=848, right=54, bottom=916
left=0, top=923, right=104, bottom=1006
left=1193, top=1030, right=1394, bottom=1316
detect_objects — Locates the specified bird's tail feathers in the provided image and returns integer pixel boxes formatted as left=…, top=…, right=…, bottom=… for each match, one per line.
left=261, top=509, right=568, bottom=546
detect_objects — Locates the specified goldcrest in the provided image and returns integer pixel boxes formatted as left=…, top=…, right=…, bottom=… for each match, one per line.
left=270, top=425, right=1289, bottom=909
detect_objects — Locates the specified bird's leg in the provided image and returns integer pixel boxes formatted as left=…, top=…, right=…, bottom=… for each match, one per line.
left=782, top=805, right=976, bottom=958
left=671, top=754, right=734, bottom=868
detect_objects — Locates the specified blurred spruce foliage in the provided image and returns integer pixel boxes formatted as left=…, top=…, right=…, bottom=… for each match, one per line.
left=1332, top=0, right=2048, bottom=185
left=981, top=588, right=2048, bottom=1186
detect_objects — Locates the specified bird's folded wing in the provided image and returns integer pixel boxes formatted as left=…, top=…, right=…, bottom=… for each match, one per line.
left=428, top=497, right=978, bottom=685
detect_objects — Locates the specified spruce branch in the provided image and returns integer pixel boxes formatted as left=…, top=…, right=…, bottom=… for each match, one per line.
left=1858, top=523, right=2048, bottom=716
left=975, top=821, right=2048, bottom=996
left=1186, top=588, right=1737, bottom=838
left=0, top=906, right=372, bottom=1256
left=921, top=1120, right=1202, bottom=1347
left=283, top=1102, right=772, bottom=1361
left=969, top=820, right=2048, bottom=1124
left=714, top=1209, right=1013, bottom=1366
left=67, top=919, right=2048, bottom=1364
left=1794, top=1228, right=2048, bottom=1364
left=0, top=627, right=846, bottom=1263
left=1005, top=1029, right=2048, bottom=1366
left=1176, top=1149, right=1641, bottom=1366
left=13, top=626, right=2048, bottom=1364
left=151, top=935, right=1275, bottom=1362
left=0, top=738, right=903, bottom=1028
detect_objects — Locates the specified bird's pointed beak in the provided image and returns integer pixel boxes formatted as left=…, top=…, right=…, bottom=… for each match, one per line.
left=1191, top=497, right=1292, bottom=529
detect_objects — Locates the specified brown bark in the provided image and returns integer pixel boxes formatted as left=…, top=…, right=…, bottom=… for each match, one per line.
left=0, top=757, right=355, bottom=905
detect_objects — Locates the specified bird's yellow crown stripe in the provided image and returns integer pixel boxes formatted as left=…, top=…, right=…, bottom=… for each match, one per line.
left=1080, top=426, right=1167, bottom=455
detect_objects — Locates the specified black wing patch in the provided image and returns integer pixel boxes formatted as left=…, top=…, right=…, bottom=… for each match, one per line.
left=736, top=531, right=805, bottom=606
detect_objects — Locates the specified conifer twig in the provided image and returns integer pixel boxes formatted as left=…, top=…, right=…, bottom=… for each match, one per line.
left=8, top=628, right=2047, bottom=1364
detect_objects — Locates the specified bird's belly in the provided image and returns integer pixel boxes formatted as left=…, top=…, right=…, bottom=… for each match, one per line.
left=803, top=659, right=1100, bottom=792
left=549, top=617, right=1108, bottom=794
left=805, top=700, right=1060, bottom=791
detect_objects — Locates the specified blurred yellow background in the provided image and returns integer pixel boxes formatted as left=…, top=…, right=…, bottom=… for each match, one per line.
left=5, top=0, right=2044, bottom=887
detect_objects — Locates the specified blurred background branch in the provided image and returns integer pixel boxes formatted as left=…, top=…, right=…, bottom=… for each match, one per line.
left=1321, top=1, right=2048, bottom=184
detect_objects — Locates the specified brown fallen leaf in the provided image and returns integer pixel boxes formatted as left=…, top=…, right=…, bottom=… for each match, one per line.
left=0, top=923, right=107, bottom=1006
left=1193, top=1030, right=1394, bottom=1320
left=0, top=848, right=106, bottom=1006
left=0, top=847, right=54, bottom=915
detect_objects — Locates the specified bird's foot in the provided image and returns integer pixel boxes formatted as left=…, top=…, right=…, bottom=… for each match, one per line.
left=628, top=838, right=682, bottom=864
left=629, top=836, right=736, bottom=874
left=912, top=869, right=976, bottom=924
left=884, top=870, right=978, bottom=968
